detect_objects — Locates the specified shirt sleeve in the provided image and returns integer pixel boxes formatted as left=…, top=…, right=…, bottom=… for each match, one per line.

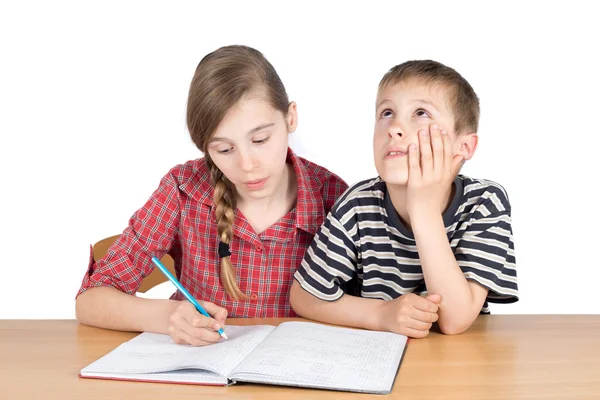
left=76, top=171, right=181, bottom=297
left=454, top=209, right=519, bottom=304
left=294, top=208, right=359, bottom=301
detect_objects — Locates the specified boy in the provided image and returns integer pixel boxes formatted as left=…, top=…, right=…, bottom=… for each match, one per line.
left=290, top=60, right=518, bottom=337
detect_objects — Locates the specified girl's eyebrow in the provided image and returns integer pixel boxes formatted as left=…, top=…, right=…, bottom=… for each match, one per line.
left=211, top=123, right=275, bottom=143
left=246, top=123, right=274, bottom=135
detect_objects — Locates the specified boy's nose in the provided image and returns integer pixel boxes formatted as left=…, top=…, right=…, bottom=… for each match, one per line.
left=388, top=122, right=405, bottom=139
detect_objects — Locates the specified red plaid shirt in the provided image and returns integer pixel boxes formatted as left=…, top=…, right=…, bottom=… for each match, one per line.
left=77, top=148, right=347, bottom=317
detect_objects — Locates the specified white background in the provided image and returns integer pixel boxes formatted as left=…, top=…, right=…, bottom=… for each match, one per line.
left=1, top=1, right=598, bottom=319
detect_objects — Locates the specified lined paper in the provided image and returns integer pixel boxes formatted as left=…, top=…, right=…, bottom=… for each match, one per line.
left=81, top=325, right=275, bottom=378
left=230, top=322, right=407, bottom=393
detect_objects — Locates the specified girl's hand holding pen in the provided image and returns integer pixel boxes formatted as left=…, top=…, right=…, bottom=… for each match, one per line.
left=168, top=300, right=228, bottom=346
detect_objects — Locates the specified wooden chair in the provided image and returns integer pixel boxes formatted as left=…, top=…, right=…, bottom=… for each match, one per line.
left=92, top=235, right=175, bottom=293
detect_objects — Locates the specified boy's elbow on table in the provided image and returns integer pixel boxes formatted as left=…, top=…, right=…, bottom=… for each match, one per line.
left=437, top=312, right=478, bottom=335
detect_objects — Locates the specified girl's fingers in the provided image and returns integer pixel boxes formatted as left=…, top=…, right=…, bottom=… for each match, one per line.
left=173, top=329, right=218, bottom=347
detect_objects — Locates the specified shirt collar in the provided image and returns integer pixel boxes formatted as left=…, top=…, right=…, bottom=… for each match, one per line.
left=288, top=147, right=325, bottom=235
left=178, top=148, right=325, bottom=235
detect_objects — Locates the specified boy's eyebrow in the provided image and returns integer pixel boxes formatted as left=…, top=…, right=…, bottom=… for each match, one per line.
left=413, top=98, right=440, bottom=111
left=211, top=123, right=275, bottom=142
left=376, top=99, right=392, bottom=109
left=375, top=98, right=441, bottom=112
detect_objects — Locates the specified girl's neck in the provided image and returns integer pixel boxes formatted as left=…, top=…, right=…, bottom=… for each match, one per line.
left=237, top=163, right=297, bottom=234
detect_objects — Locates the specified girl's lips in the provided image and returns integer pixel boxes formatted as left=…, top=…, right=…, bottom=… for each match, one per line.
left=245, top=178, right=267, bottom=190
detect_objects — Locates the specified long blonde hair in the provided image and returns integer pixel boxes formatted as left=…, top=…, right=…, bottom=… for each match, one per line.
left=186, top=45, right=290, bottom=300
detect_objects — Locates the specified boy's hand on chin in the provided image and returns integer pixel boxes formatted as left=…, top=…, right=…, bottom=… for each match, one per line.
left=406, top=123, right=463, bottom=219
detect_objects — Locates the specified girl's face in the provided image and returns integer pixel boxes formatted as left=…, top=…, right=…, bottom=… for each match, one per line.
left=207, top=91, right=297, bottom=204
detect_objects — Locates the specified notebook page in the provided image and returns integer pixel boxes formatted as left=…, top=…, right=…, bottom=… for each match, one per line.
left=230, top=322, right=406, bottom=394
left=81, top=325, right=275, bottom=378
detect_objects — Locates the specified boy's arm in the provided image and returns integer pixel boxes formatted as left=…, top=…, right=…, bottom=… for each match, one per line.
left=291, top=206, right=440, bottom=338
left=407, top=125, right=517, bottom=334
left=410, top=213, right=488, bottom=334
left=290, top=281, right=384, bottom=331
left=290, top=282, right=440, bottom=338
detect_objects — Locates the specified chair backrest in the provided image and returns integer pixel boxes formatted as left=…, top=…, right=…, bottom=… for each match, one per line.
left=92, top=235, right=175, bottom=293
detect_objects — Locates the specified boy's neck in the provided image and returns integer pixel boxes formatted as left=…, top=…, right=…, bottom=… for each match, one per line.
left=386, top=183, right=455, bottom=230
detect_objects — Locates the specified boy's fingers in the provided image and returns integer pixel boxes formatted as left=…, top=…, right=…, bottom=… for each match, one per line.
left=419, top=129, right=433, bottom=176
left=408, top=143, right=421, bottom=181
left=426, top=293, right=442, bottom=304
left=412, top=296, right=440, bottom=313
left=410, top=308, right=439, bottom=324
left=430, top=124, right=444, bottom=171
left=441, top=129, right=453, bottom=171
left=407, top=318, right=434, bottom=331
left=402, top=327, right=431, bottom=339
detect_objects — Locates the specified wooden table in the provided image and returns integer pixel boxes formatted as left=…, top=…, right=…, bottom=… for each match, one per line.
left=1, top=315, right=599, bottom=399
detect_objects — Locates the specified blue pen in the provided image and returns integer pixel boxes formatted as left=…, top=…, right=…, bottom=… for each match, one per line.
left=151, top=256, right=228, bottom=340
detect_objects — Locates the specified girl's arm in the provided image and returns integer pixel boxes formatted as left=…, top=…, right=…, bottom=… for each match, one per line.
left=76, top=287, right=227, bottom=346
left=76, top=287, right=179, bottom=333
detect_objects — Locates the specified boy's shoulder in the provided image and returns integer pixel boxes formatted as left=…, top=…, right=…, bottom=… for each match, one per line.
left=331, top=177, right=387, bottom=214
left=457, top=174, right=512, bottom=214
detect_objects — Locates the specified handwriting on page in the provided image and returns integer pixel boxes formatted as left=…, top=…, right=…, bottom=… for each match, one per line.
left=231, top=322, right=406, bottom=391
left=83, top=325, right=275, bottom=377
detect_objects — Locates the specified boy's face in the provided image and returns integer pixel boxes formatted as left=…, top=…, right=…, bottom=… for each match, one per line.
left=373, top=79, right=466, bottom=186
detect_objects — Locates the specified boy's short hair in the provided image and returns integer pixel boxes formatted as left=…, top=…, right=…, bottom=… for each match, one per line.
left=379, top=60, right=480, bottom=134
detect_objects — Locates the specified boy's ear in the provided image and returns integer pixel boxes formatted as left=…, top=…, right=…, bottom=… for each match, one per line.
left=457, top=133, right=478, bottom=161
left=286, top=101, right=298, bottom=133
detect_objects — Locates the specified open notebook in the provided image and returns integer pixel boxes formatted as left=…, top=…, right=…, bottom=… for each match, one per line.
left=80, top=321, right=408, bottom=394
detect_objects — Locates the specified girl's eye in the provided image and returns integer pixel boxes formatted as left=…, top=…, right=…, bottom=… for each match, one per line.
left=381, top=109, right=393, bottom=118
left=253, top=136, right=269, bottom=144
left=217, top=147, right=233, bottom=155
left=415, top=108, right=430, bottom=118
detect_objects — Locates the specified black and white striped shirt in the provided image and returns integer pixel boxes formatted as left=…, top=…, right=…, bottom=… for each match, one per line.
left=294, top=175, right=518, bottom=314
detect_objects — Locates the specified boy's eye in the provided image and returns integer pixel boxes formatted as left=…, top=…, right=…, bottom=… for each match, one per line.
left=415, top=108, right=430, bottom=118
left=381, top=109, right=394, bottom=118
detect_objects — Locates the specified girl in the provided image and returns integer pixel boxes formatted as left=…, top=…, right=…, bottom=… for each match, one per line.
left=75, top=45, right=347, bottom=346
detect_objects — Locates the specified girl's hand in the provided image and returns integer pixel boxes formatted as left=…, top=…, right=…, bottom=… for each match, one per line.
left=376, top=293, right=441, bottom=338
left=167, top=301, right=228, bottom=346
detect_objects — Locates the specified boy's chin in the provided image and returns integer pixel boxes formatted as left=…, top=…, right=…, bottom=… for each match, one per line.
left=378, top=172, right=409, bottom=187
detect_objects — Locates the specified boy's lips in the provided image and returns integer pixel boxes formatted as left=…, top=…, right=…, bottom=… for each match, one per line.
left=384, top=148, right=408, bottom=158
